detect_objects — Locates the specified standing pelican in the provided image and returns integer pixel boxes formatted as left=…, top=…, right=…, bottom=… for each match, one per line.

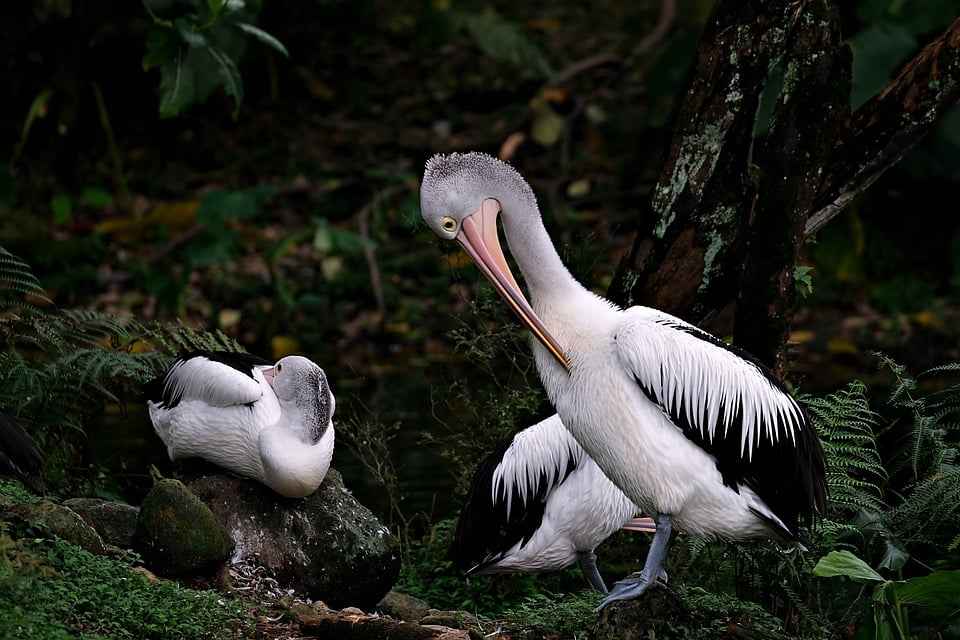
left=420, top=153, right=826, bottom=607
left=453, top=413, right=655, bottom=593
left=147, top=352, right=335, bottom=498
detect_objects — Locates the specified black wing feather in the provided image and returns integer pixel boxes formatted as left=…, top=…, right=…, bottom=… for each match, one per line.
left=452, top=436, right=577, bottom=574
left=625, top=316, right=827, bottom=540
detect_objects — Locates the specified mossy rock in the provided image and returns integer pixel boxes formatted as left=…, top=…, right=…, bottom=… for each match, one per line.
left=133, top=478, right=232, bottom=576
left=3, top=500, right=106, bottom=555
left=186, top=467, right=400, bottom=609
left=591, top=585, right=792, bottom=640
left=63, top=497, right=139, bottom=549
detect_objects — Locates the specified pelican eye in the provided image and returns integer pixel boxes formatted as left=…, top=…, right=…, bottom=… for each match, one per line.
left=277, top=364, right=282, bottom=372
left=440, top=216, right=458, bottom=233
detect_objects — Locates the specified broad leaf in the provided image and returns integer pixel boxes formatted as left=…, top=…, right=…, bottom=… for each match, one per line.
left=849, top=25, right=916, bottom=109
left=236, top=22, right=289, bottom=57
left=892, top=571, right=960, bottom=620
left=814, top=550, right=885, bottom=582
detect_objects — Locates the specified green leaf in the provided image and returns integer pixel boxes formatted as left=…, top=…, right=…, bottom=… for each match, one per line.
left=143, top=26, right=179, bottom=70
left=207, top=0, right=226, bottom=18
left=813, top=550, right=886, bottom=583
left=236, top=22, right=289, bottom=57
left=80, top=187, right=113, bottom=209
left=158, top=53, right=195, bottom=118
left=892, top=571, right=960, bottom=620
left=452, top=10, right=553, bottom=78
left=175, top=19, right=208, bottom=48
left=849, top=25, right=917, bottom=109
left=793, top=265, right=814, bottom=298
left=878, top=540, right=909, bottom=572
left=198, top=188, right=272, bottom=226
left=206, top=46, right=244, bottom=117
left=51, top=194, right=73, bottom=225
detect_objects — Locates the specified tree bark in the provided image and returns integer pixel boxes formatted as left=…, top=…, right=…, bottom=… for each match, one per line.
left=610, top=10, right=960, bottom=343
left=607, top=0, right=793, bottom=319
left=733, top=0, right=851, bottom=373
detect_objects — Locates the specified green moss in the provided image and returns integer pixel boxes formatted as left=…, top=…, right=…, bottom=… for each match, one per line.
left=134, top=478, right=232, bottom=576
left=0, top=529, right=249, bottom=640
left=501, top=590, right=600, bottom=637
left=0, top=479, right=39, bottom=508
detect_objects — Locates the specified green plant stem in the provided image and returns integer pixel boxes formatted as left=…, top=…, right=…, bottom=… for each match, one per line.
left=91, top=83, right=130, bottom=209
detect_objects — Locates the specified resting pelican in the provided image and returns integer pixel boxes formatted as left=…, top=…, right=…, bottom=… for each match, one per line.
left=420, top=153, right=827, bottom=607
left=453, top=413, right=656, bottom=593
left=147, top=352, right=335, bottom=498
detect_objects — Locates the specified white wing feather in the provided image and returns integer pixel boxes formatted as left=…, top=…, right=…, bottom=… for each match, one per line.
left=160, top=356, right=265, bottom=408
left=615, top=307, right=804, bottom=459
left=491, top=414, right=584, bottom=518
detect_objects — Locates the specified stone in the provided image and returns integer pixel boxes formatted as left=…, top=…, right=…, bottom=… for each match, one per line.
left=590, top=586, right=791, bottom=640
left=133, top=478, right=233, bottom=576
left=420, top=610, right=475, bottom=629
left=3, top=500, right=106, bottom=555
left=63, top=497, right=139, bottom=549
left=378, top=590, right=431, bottom=622
left=185, top=468, right=400, bottom=610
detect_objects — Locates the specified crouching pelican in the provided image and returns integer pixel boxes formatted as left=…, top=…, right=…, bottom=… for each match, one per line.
left=453, top=413, right=656, bottom=593
left=420, top=153, right=827, bottom=608
left=147, top=352, right=335, bottom=498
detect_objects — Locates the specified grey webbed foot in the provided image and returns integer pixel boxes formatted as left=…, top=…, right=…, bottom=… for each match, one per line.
left=596, top=513, right=673, bottom=611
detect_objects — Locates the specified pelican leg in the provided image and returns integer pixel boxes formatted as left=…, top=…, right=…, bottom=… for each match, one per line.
left=577, top=550, right=608, bottom=594
left=597, top=513, right=672, bottom=610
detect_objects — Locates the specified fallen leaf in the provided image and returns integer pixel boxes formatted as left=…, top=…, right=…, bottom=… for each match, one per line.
left=498, top=132, right=525, bottom=161
left=272, top=335, right=300, bottom=359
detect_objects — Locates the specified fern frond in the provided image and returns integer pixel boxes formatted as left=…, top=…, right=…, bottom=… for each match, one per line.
left=0, top=246, right=51, bottom=311
left=803, top=381, right=886, bottom=516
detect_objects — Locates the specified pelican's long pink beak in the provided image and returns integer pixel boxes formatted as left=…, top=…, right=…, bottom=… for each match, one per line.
left=456, top=199, right=570, bottom=372
left=261, top=366, right=276, bottom=385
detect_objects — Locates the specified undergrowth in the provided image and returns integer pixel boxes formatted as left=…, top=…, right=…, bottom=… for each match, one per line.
left=0, top=524, right=250, bottom=639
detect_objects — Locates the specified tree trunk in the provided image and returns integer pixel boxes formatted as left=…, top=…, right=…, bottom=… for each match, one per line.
left=607, top=0, right=792, bottom=320
left=733, top=1, right=851, bottom=373
left=609, top=3, right=960, bottom=372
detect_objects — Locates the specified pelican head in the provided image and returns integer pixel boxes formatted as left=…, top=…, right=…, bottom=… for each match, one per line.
left=264, top=355, right=334, bottom=443
left=421, top=153, right=569, bottom=370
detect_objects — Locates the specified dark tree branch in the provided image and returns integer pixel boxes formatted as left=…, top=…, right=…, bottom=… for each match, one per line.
left=610, top=7, right=960, bottom=347
left=733, top=0, right=851, bottom=374
left=807, top=17, right=960, bottom=236
left=608, top=0, right=792, bottom=318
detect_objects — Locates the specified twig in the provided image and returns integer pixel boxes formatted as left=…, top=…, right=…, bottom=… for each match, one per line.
left=355, top=185, right=405, bottom=325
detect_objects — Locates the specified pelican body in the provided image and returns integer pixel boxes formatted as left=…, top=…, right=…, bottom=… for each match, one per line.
left=147, top=351, right=335, bottom=498
left=454, top=413, right=654, bottom=593
left=420, top=153, right=826, bottom=607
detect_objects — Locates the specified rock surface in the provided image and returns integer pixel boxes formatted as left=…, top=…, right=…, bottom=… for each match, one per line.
left=133, top=478, right=233, bottom=576
left=186, top=468, right=400, bottom=609
left=4, top=500, right=106, bottom=555
left=63, top=497, right=139, bottom=549
left=378, top=590, right=431, bottom=623
left=291, top=601, right=472, bottom=640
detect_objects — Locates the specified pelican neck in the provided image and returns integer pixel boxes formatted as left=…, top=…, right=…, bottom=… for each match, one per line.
left=497, top=197, right=582, bottom=302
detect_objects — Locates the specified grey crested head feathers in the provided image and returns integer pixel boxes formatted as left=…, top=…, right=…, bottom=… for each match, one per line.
left=420, top=152, right=538, bottom=234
